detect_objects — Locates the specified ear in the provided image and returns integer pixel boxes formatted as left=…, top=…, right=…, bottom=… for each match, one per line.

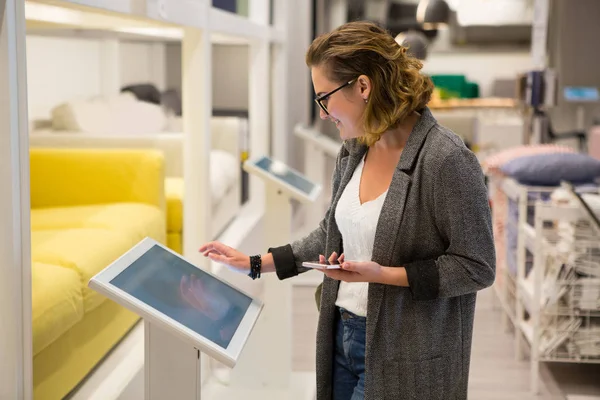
left=357, top=74, right=371, bottom=101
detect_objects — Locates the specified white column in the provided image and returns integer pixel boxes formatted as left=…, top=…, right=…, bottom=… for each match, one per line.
left=0, top=1, right=32, bottom=399
left=99, top=38, right=121, bottom=97
left=531, top=0, right=550, bottom=69
left=329, top=0, right=348, bottom=30
left=182, top=19, right=213, bottom=384
left=271, top=0, right=289, bottom=164
left=276, top=0, right=312, bottom=171
left=226, top=185, right=292, bottom=391
left=182, top=24, right=212, bottom=266
left=248, top=0, right=270, bottom=205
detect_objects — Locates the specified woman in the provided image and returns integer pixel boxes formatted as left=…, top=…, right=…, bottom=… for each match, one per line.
left=199, top=21, right=495, bottom=400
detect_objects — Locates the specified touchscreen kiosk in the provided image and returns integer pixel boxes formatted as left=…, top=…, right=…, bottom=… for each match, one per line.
left=243, top=155, right=321, bottom=204
left=89, top=238, right=264, bottom=400
left=222, top=156, right=318, bottom=399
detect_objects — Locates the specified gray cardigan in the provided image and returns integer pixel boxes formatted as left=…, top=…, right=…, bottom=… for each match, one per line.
left=269, top=107, right=495, bottom=400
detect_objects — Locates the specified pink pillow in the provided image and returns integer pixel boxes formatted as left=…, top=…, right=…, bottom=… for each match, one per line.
left=483, top=144, right=576, bottom=174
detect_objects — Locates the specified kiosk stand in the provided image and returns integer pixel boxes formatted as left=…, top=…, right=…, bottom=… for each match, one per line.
left=294, top=124, right=341, bottom=233
left=89, top=157, right=321, bottom=400
left=89, top=238, right=265, bottom=400
left=204, top=155, right=321, bottom=399
left=145, top=321, right=201, bottom=399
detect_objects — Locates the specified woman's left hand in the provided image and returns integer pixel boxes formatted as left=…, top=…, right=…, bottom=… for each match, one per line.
left=319, top=253, right=384, bottom=283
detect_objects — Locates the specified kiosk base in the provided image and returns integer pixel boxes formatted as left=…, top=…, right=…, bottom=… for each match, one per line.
left=145, top=321, right=201, bottom=400
left=202, top=371, right=316, bottom=400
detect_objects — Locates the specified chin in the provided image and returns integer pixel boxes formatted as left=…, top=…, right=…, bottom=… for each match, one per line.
left=339, top=129, right=358, bottom=141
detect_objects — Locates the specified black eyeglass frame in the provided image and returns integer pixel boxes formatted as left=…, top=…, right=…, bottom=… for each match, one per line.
left=314, top=79, right=356, bottom=115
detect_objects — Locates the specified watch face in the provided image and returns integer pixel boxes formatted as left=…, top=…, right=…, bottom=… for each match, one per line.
left=255, top=156, right=316, bottom=195
left=110, top=244, right=252, bottom=349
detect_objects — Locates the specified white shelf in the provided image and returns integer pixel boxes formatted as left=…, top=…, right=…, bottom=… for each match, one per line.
left=523, top=223, right=536, bottom=253
left=519, top=319, right=534, bottom=345
left=209, top=7, right=269, bottom=41
left=518, top=277, right=535, bottom=315
left=27, top=0, right=211, bottom=29
left=30, top=0, right=138, bottom=16
left=26, top=0, right=281, bottom=44
left=490, top=175, right=600, bottom=394
left=145, top=0, right=210, bottom=29
left=500, top=177, right=522, bottom=201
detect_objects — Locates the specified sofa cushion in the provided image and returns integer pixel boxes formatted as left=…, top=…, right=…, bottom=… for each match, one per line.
left=165, top=177, right=183, bottom=233
left=32, top=262, right=84, bottom=356
left=32, top=228, right=137, bottom=313
left=31, top=202, right=165, bottom=242
left=31, top=203, right=165, bottom=313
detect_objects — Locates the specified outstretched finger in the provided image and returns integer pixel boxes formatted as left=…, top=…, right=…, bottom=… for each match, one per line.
left=200, top=241, right=229, bottom=253
left=198, top=242, right=218, bottom=253
left=203, top=249, right=223, bottom=257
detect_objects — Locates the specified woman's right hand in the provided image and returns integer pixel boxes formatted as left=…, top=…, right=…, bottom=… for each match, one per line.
left=199, top=241, right=250, bottom=273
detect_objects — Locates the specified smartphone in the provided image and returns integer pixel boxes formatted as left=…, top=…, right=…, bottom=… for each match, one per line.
left=302, top=261, right=341, bottom=270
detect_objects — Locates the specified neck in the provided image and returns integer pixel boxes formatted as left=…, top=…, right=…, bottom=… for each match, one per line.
left=373, top=112, right=419, bottom=151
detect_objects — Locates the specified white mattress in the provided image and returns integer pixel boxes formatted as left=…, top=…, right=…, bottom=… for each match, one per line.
left=210, top=150, right=238, bottom=203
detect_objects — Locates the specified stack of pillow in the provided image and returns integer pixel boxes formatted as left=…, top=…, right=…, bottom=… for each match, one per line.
left=483, top=144, right=600, bottom=186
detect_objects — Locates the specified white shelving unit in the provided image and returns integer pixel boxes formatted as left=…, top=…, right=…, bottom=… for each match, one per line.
left=518, top=199, right=600, bottom=394
left=1, top=2, right=33, bottom=399
left=490, top=175, right=600, bottom=395
left=2, top=0, right=304, bottom=398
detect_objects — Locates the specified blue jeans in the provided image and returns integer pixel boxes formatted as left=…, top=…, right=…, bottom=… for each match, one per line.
left=333, top=307, right=366, bottom=400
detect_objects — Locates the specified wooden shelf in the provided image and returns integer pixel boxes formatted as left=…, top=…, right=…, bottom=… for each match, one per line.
left=428, top=97, right=517, bottom=110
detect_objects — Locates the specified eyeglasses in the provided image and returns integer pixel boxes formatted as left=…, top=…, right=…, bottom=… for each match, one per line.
left=314, top=79, right=356, bottom=115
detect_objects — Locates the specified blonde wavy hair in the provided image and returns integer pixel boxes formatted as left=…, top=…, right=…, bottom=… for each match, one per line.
left=306, top=21, right=434, bottom=146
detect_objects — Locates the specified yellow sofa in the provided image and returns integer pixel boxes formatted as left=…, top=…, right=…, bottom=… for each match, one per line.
left=165, top=177, right=184, bottom=254
left=30, top=148, right=167, bottom=400
left=29, top=116, right=247, bottom=256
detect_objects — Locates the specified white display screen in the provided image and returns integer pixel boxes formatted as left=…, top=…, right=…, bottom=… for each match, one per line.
left=254, top=156, right=317, bottom=195
left=110, top=245, right=252, bottom=349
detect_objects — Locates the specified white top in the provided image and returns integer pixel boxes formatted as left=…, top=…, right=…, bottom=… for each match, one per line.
left=334, top=156, right=388, bottom=317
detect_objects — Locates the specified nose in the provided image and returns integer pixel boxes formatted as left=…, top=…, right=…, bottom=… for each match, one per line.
left=319, top=108, right=328, bottom=120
